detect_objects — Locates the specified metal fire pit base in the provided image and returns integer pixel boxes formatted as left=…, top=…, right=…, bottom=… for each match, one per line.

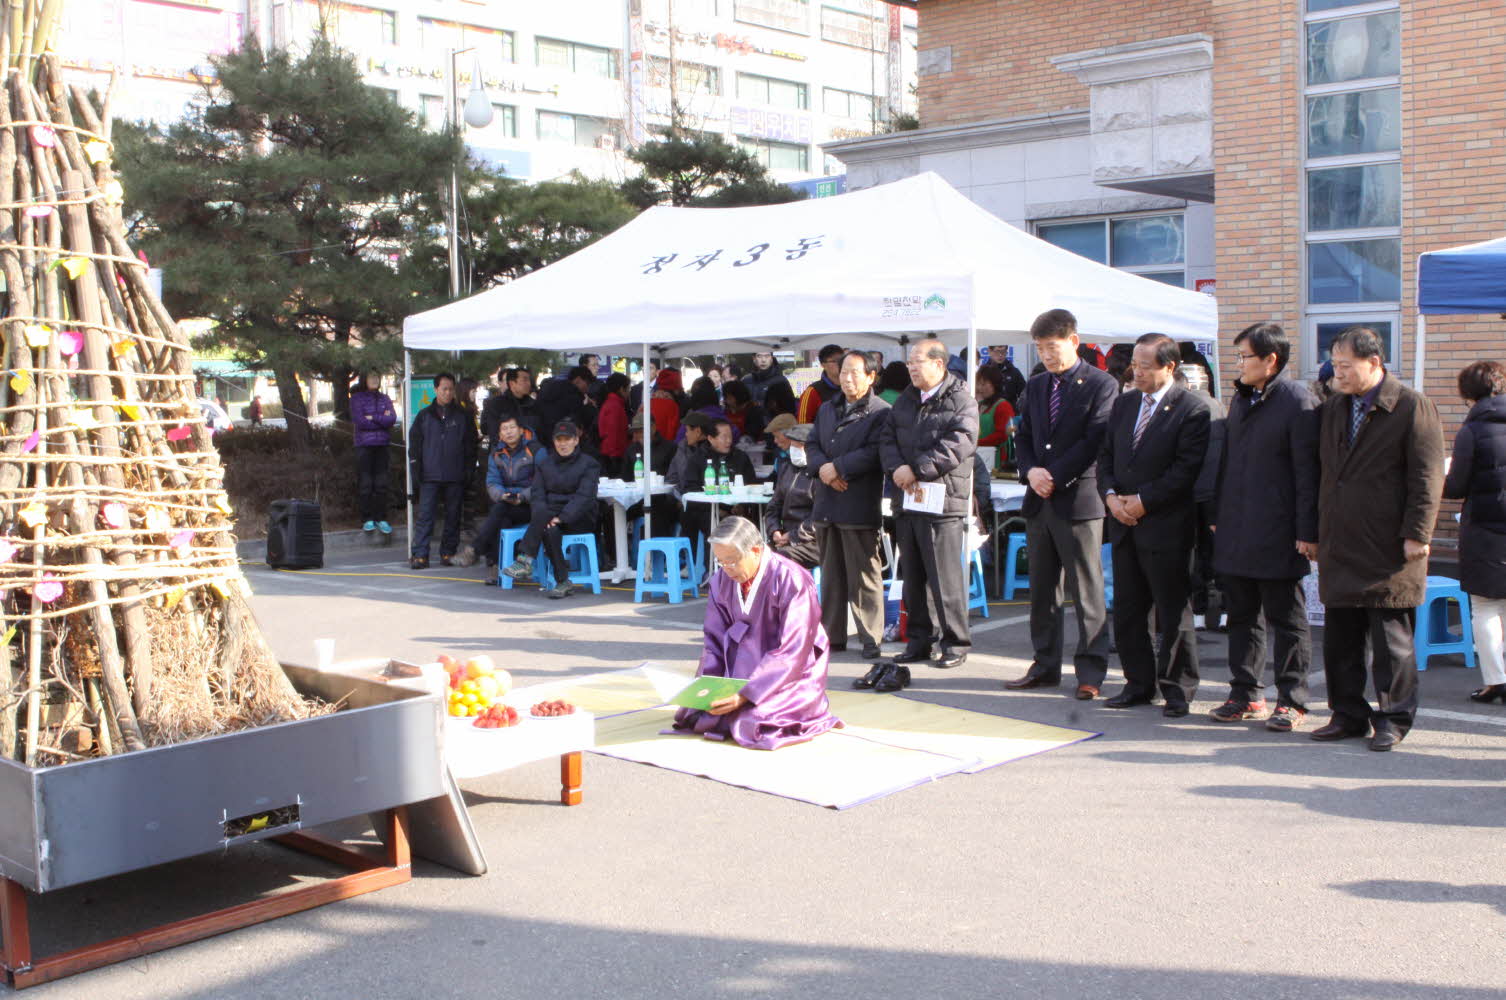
left=0, top=808, right=412, bottom=990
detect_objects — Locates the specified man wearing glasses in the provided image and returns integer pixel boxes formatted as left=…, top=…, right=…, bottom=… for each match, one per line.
left=1207, top=323, right=1320, bottom=732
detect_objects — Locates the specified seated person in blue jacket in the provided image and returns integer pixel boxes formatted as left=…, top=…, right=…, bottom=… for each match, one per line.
left=468, top=414, right=538, bottom=569
left=502, top=420, right=601, bottom=599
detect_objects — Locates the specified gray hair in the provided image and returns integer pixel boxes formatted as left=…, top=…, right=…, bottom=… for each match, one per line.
left=708, top=516, right=763, bottom=557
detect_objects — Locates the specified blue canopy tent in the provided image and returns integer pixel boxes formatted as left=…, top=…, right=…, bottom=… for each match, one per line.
left=1417, top=236, right=1506, bottom=389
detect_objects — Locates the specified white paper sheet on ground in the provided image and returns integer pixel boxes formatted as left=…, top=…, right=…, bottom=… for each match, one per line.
left=593, top=709, right=974, bottom=809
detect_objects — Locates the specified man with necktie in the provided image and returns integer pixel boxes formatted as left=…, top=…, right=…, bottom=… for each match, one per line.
left=1005, top=309, right=1118, bottom=699
left=1099, top=333, right=1211, bottom=717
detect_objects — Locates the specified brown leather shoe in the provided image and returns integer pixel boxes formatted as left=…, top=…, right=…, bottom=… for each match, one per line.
left=1004, top=673, right=1062, bottom=690
left=1075, top=685, right=1099, bottom=701
left=1310, top=718, right=1369, bottom=742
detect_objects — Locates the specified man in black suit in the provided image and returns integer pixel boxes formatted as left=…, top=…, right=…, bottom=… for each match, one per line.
left=1005, top=309, right=1118, bottom=699
left=1099, top=333, right=1211, bottom=716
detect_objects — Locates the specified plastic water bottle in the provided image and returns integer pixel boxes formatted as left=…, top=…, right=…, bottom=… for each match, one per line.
left=633, top=456, right=643, bottom=482
left=703, top=464, right=717, bottom=495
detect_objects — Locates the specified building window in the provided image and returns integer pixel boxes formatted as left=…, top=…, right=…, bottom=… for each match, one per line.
left=647, top=57, right=722, bottom=96
left=1302, top=0, right=1401, bottom=367
left=734, top=0, right=809, bottom=35
left=536, top=37, right=620, bottom=79
left=489, top=103, right=518, bottom=138
left=537, top=110, right=623, bottom=149
left=379, top=10, right=397, bottom=45
left=740, top=137, right=809, bottom=172
left=823, top=86, right=876, bottom=121
left=820, top=5, right=881, bottom=49
left=1036, top=213, right=1186, bottom=287
left=418, top=19, right=514, bottom=64
left=737, top=72, right=808, bottom=110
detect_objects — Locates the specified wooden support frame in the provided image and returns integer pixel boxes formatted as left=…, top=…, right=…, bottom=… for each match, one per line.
left=0, top=807, right=412, bottom=990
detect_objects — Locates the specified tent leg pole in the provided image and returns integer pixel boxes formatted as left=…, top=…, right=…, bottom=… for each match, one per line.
left=1415, top=313, right=1426, bottom=392
left=642, top=343, right=652, bottom=541
left=403, top=351, right=413, bottom=553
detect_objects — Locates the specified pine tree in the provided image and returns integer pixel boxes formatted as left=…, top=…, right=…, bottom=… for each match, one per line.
left=114, top=37, right=457, bottom=449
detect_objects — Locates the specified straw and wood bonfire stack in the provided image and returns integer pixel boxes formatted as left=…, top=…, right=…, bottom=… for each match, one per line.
left=0, top=31, right=319, bottom=765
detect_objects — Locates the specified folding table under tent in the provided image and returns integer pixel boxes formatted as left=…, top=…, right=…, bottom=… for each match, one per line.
left=1417, top=235, right=1506, bottom=391
left=401, top=171, right=1221, bottom=539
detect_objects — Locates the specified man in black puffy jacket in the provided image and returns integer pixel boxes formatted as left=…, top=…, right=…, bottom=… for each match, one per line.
left=409, top=373, right=478, bottom=569
left=501, top=421, right=601, bottom=598
left=880, top=339, right=979, bottom=668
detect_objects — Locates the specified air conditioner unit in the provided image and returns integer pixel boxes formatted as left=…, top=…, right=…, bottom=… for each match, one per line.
left=595, top=134, right=618, bottom=151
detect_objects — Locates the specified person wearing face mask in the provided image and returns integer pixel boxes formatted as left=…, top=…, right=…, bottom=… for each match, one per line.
left=764, top=416, right=819, bottom=569
left=807, top=350, right=892, bottom=663
left=350, top=371, right=397, bottom=536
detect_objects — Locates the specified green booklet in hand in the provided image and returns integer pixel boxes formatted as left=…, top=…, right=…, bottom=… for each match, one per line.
left=669, top=675, right=749, bottom=710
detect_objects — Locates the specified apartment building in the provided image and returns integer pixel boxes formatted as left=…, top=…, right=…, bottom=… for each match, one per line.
left=57, top=0, right=919, bottom=186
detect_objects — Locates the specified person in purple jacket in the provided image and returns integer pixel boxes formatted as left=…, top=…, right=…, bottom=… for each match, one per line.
left=671, top=516, right=841, bottom=750
left=350, top=372, right=397, bottom=535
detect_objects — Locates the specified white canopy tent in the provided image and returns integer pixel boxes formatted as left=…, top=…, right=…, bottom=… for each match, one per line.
left=400, top=172, right=1220, bottom=543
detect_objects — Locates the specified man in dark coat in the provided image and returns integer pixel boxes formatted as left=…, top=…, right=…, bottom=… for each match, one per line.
left=1312, top=326, right=1444, bottom=751
left=765, top=418, right=820, bottom=569
left=880, top=338, right=979, bottom=669
left=481, top=368, right=538, bottom=443
left=1181, top=363, right=1226, bottom=629
left=806, top=351, right=892, bottom=659
left=501, top=420, right=602, bottom=599
left=742, top=351, right=792, bottom=407
left=535, top=367, right=597, bottom=455
left=1099, top=334, right=1211, bottom=716
left=408, top=373, right=478, bottom=569
left=1209, top=323, right=1319, bottom=730
left=1005, top=309, right=1117, bottom=699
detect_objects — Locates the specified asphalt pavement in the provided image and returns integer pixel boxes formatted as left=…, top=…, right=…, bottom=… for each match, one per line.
left=19, top=547, right=1506, bottom=999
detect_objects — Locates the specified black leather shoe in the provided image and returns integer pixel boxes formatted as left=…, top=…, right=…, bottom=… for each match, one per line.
left=861, top=642, right=882, bottom=659
left=1310, top=718, right=1369, bottom=742
left=1162, top=703, right=1190, bottom=718
left=1369, top=724, right=1402, bottom=752
left=893, top=645, right=936, bottom=664
left=1470, top=684, right=1506, bottom=704
left=853, top=662, right=889, bottom=690
left=1105, top=690, right=1154, bottom=709
left=1004, top=672, right=1062, bottom=690
left=874, top=665, right=911, bottom=693
left=934, top=648, right=968, bottom=669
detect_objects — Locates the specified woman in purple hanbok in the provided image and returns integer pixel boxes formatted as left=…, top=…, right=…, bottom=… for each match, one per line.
left=672, top=517, right=842, bottom=749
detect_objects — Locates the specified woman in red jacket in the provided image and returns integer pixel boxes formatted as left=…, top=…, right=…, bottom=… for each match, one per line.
left=596, top=372, right=630, bottom=477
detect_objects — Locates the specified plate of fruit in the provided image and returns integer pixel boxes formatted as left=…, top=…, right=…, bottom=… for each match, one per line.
left=529, top=699, right=579, bottom=719
left=440, top=653, right=513, bottom=720
left=472, top=703, right=520, bottom=730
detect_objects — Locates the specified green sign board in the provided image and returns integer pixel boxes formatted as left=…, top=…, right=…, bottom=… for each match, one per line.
left=408, top=377, right=436, bottom=420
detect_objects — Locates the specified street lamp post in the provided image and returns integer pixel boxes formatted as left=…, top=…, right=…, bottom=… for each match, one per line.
left=445, top=47, right=494, bottom=300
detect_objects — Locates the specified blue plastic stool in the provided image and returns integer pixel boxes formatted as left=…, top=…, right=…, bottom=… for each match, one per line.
left=535, top=533, right=603, bottom=595
left=635, top=537, right=698, bottom=604
left=967, top=548, right=990, bottom=618
left=1002, top=532, right=1029, bottom=599
left=1101, top=542, right=1114, bottom=609
left=1415, top=576, right=1475, bottom=671
left=497, top=526, right=530, bottom=590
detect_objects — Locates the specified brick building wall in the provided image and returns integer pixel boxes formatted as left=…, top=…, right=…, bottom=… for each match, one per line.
left=916, top=0, right=1210, bottom=126
left=1206, top=1, right=1301, bottom=384
left=1401, top=0, right=1506, bottom=535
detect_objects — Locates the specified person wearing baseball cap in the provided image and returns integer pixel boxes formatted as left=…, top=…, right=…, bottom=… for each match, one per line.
left=502, top=419, right=601, bottom=598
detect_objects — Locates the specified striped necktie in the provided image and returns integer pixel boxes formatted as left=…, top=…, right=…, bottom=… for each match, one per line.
left=1048, top=373, right=1064, bottom=427
left=1348, top=396, right=1366, bottom=443
left=1132, top=393, right=1157, bottom=449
